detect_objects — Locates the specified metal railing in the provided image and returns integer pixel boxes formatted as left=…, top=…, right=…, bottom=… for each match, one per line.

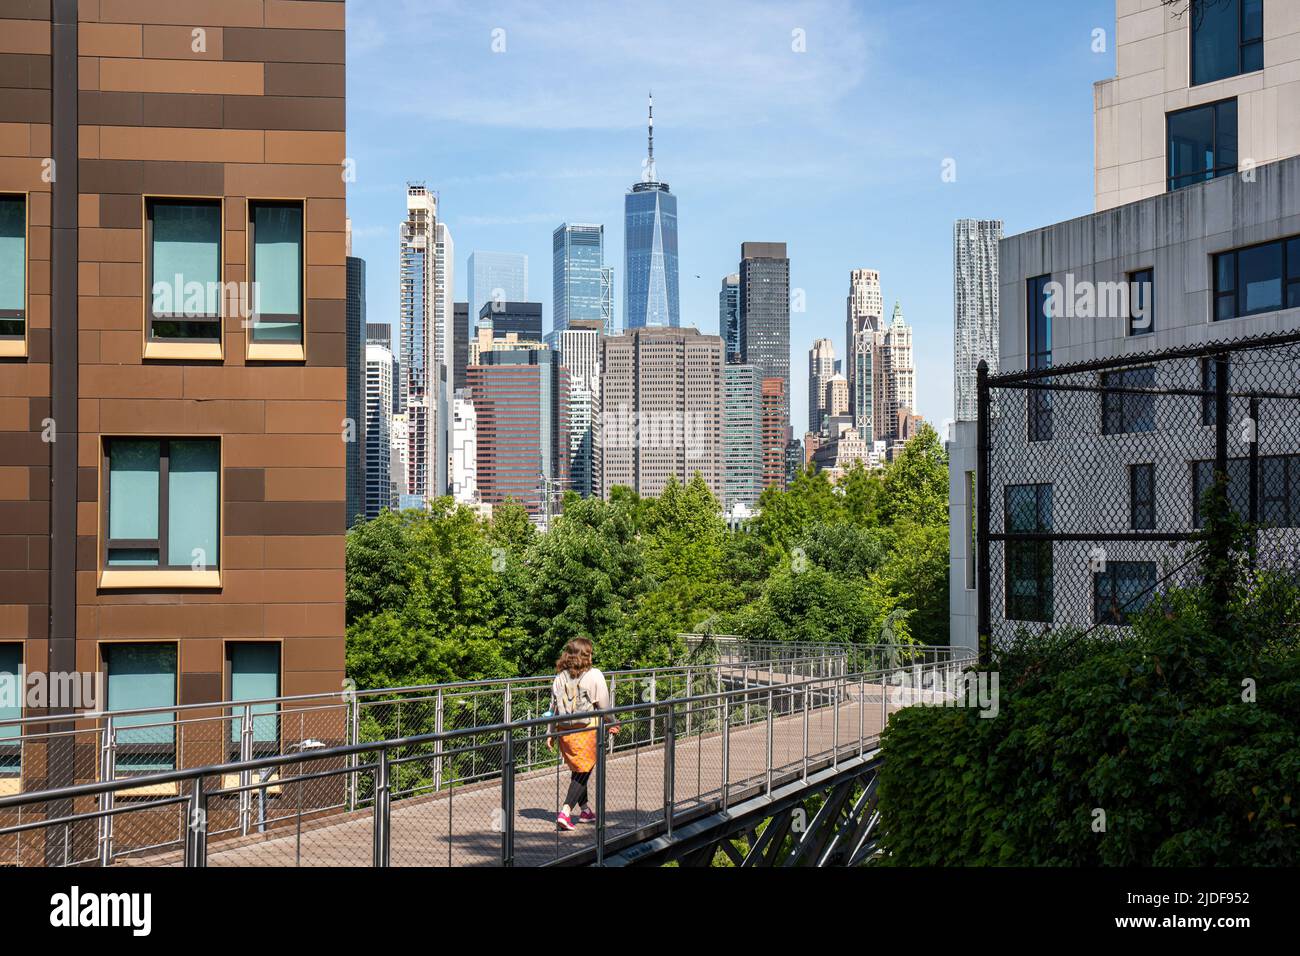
left=682, top=635, right=961, bottom=670
left=0, top=648, right=974, bottom=867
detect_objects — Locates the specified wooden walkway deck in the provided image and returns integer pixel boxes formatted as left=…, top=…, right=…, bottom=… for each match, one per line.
left=190, top=682, right=897, bottom=867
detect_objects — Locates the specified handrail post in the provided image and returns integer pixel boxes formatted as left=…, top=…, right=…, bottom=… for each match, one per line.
left=649, top=672, right=657, bottom=746
left=765, top=688, right=774, bottom=797
left=373, top=748, right=391, bottom=867
left=348, top=696, right=360, bottom=812
left=97, top=718, right=115, bottom=866
left=721, top=690, right=730, bottom=808
left=663, top=704, right=676, bottom=838
left=832, top=676, right=840, bottom=768
left=858, top=672, right=865, bottom=755
left=802, top=682, right=810, bottom=782
left=685, top=666, right=692, bottom=738
left=239, top=703, right=253, bottom=836
left=184, top=777, right=207, bottom=868
left=595, top=719, right=607, bottom=865
left=501, top=727, right=515, bottom=867
left=434, top=689, right=444, bottom=791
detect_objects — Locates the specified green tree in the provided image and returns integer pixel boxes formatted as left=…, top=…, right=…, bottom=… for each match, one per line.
left=878, top=423, right=948, bottom=526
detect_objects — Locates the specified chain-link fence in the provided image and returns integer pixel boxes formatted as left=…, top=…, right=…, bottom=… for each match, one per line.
left=978, top=333, right=1300, bottom=656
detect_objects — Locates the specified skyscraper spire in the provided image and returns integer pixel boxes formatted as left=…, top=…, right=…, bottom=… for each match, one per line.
left=644, top=91, right=657, bottom=183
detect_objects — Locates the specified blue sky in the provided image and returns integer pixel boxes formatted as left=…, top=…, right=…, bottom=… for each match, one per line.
left=345, top=0, right=1116, bottom=434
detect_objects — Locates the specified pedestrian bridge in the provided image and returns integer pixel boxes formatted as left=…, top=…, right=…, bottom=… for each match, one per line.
left=0, top=640, right=974, bottom=867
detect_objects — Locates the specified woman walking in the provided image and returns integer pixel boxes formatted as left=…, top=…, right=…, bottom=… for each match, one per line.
left=547, top=637, right=617, bottom=831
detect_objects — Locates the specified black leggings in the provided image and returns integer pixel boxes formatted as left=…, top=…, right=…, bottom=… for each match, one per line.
left=564, top=771, right=591, bottom=808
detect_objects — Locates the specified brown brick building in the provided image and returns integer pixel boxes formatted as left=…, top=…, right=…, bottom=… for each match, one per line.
left=0, top=0, right=347, bottom=788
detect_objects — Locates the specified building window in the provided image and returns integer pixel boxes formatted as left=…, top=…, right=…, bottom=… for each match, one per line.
left=1102, top=366, right=1156, bottom=435
left=1200, top=356, right=1228, bottom=425
left=1191, top=0, right=1263, bottom=86
left=1167, top=99, right=1237, bottom=191
left=1128, top=268, right=1154, bottom=336
left=103, top=438, right=220, bottom=572
left=1005, top=483, right=1053, bottom=622
left=966, top=470, right=977, bottom=590
left=147, top=198, right=222, bottom=343
left=0, top=644, right=20, bottom=776
left=1193, top=455, right=1300, bottom=528
left=227, top=644, right=281, bottom=758
left=105, top=643, right=177, bottom=773
left=0, top=195, right=25, bottom=354
left=1214, top=235, right=1300, bottom=321
left=1131, top=463, right=1156, bottom=530
left=1027, top=275, right=1053, bottom=442
left=248, top=201, right=304, bottom=351
left=1094, top=562, right=1157, bottom=625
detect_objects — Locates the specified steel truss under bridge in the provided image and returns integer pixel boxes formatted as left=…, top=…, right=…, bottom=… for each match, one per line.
left=602, top=751, right=883, bottom=867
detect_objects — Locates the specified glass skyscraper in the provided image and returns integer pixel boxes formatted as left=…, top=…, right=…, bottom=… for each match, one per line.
left=466, top=251, right=528, bottom=320
left=624, top=95, right=679, bottom=329
left=553, top=223, right=607, bottom=334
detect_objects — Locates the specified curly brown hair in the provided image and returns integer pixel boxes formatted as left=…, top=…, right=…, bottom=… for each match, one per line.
left=555, top=637, right=594, bottom=677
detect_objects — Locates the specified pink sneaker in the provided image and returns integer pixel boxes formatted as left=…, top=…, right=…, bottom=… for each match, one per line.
left=578, top=807, right=597, bottom=824
left=556, top=812, right=575, bottom=832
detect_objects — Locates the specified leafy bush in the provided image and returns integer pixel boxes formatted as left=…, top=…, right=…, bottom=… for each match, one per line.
left=877, top=515, right=1300, bottom=865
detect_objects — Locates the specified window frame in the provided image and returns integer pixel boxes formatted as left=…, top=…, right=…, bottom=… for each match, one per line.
left=1026, top=274, right=1053, bottom=443
left=143, top=195, right=225, bottom=361
left=1190, top=0, right=1263, bottom=87
left=1213, top=233, right=1300, bottom=321
left=1093, top=561, right=1158, bottom=626
left=0, top=192, right=28, bottom=359
left=1166, top=98, right=1238, bottom=192
left=1101, top=366, right=1157, bottom=436
left=1127, top=267, right=1154, bottom=336
left=0, top=642, right=22, bottom=781
left=1193, top=454, right=1300, bottom=528
left=99, top=436, right=223, bottom=590
left=1004, top=483, right=1054, bottom=623
left=1130, top=463, right=1157, bottom=531
left=245, top=197, right=308, bottom=362
left=101, top=641, right=179, bottom=776
left=224, top=641, right=284, bottom=761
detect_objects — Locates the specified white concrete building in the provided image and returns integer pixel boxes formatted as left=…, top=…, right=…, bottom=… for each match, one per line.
left=450, top=390, right=480, bottom=508
left=953, top=219, right=1002, bottom=422
left=950, top=0, right=1300, bottom=656
left=364, top=343, right=396, bottom=519
left=874, top=303, right=915, bottom=444
left=1094, top=0, right=1300, bottom=211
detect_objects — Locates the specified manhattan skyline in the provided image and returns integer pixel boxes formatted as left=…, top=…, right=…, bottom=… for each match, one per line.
left=345, top=0, right=1115, bottom=432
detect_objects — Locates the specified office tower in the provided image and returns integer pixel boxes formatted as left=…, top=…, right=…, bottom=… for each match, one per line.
left=953, top=219, right=1002, bottom=422
left=468, top=350, right=570, bottom=518
left=600, top=327, right=724, bottom=499
left=477, top=301, right=543, bottom=342
left=624, top=94, right=680, bottom=329
left=365, top=344, right=396, bottom=519
left=875, top=303, right=915, bottom=444
left=453, top=302, right=469, bottom=391
left=366, top=322, right=391, bottom=350
left=807, top=338, right=836, bottom=434
left=760, top=379, right=788, bottom=490
left=600, top=266, right=615, bottom=336
left=785, top=439, right=803, bottom=486
left=739, top=242, right=791, bottom=421
left=825, top=372, right=849, bottom=422
left=399, top=184, right=451, bottom=502
left=0, top=7, right=348, bottom=761
left=390, top=414, right=410, bottom=510
left=450, top=390, right=479, bottom=507
left=556, top=320, right=603, bottom=498
left=846, top=268, right=883, bottom=440
left=554, top=223, right=609, bottom=334
left=723, top=364, right=763, bottom=512
left=720, top=274, right=741, bottom=362
left=466, top=251, right=528, bottom=320
left=346, top=233, right=367, bottom=527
